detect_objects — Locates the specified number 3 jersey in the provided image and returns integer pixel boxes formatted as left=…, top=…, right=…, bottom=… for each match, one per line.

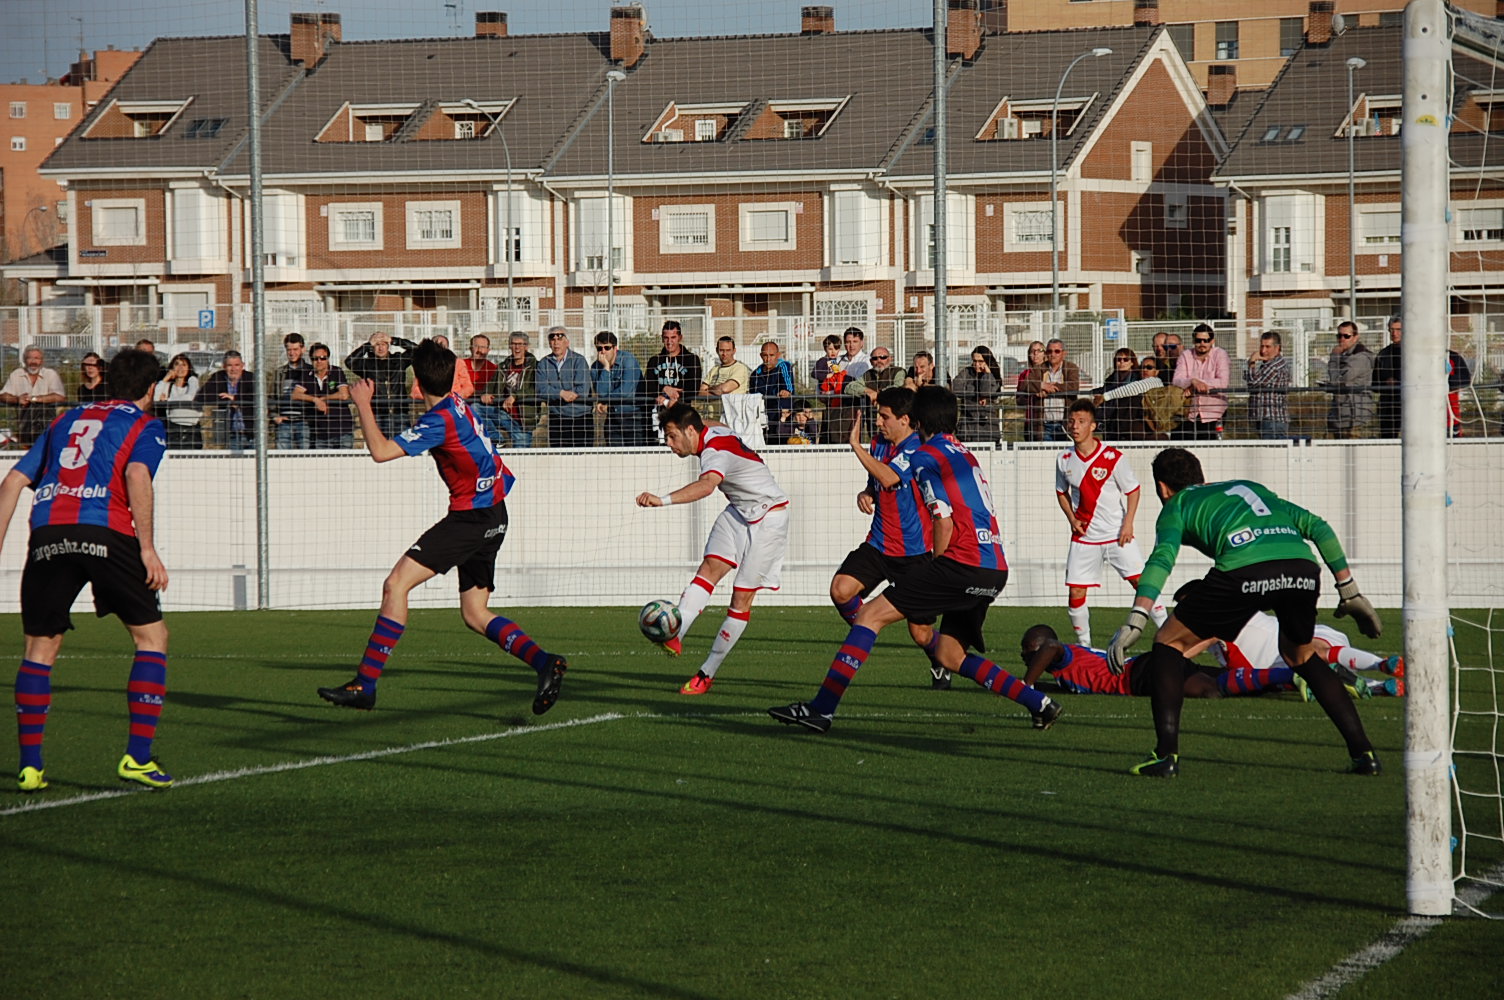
left=14, top=400, right=167, bottom=535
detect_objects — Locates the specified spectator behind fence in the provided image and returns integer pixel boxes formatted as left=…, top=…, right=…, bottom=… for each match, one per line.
left=591, top=330, right=648, bottom=446
left=345, top=331, right=418, bottom=438
left=486, top=332, right=538, bottom=449
left=1324, top=321, right=1374, bottom=439
left=905, top=350, right=938, bottom=392
left=750, top=341, right=796, bottom=433
left=1015, top=341, right=1047, bottom=441
left=1020, top=338, right=1079, bottom=442
left=275, top=333, right=311, bottom=449
left=850, top=345, right=905, bottom=437
left=644, top=320, right=703, bottom=421
left=952, top=346, right=1003, bottom=443
left=1094, top=348, right=1144, bottom=441
left=1095, top=358, right=1175, bottom=440
left=135, top=338, right=168, bottom=380
left=154, top=353, right=203, bottom=450
left=1371, top=317, right=1403, bottom=439
left=819, top=327, right=871, bottom=443
left=701, top=336, right=752, bottom=398
left=75, top=352, right=111, bottom=405
left=537, top=327, right=592, bottom=448
left=196, top=350, right=254, bottom=450
left=1245, top=331, right=1292, bottom=440
left=812, top=334, right=844, bottom=440
left=295, top=343, right=354, bottom=449
left=1, top=345, right=67, bottom=448
left=410, top=334, right=473, bottom=400
left=1151, top=331, right=1170, bottom=361
left=1172, top=323, right=1229, bottom=440
left=1447, top=347, right=1473, bottom=437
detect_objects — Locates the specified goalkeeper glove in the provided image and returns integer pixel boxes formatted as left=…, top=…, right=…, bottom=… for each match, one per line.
left=1334, top=578, right=1382, bottom=639
left=1107, top=608, right=1151, bottom=674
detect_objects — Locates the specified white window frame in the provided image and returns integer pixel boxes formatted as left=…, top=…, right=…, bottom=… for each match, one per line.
left=54, top=102, right=71, bottom=120
left=10, top=101, right=26, bottom=119
left=90, top=197, right=148, bottom=247
left=1164, top=192, right=1188, bottom=230
left=575, top=195, right=628, bottom=271
left=694, top=118, right=718, bottom=142
left=659, top=204, right=715, bottom=254
left=1131, top=141, right=1153, bottom=183
left=406, top=199, right=462, bottom=250
left=9, top=136, right=24, bottom=152
left=327, top=202, right=384, bottom=251
left=831, top=189, right=880, bottom=266
left=1358, top=208, right=1401, bottom=247
left=1006, top=205, right=1054, bottom=250
left=738, top=202, right=798, bottom=252
left=1456, top=205, right=1504, bottom=245
left=1262, top=192, right=1319, bottom=274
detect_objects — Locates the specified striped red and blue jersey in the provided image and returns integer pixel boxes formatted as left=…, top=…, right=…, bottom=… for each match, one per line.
left=1050, top=644, right=1134, bottom=696
left=864, top=432, right=932, bottom=557
left=897, top=433, right=1007, bottom=570
left=396, top=394, right=513, bottom=511
left=14, top=400, right=166, bottom=535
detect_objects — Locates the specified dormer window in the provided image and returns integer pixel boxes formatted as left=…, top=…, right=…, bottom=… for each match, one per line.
left=744, top=98, right=849, bottom=141
left=82, top=98, right=192, bottom=139
left=976, top=95, right=1094, bottom=141
left=1257, top=124, right=1307, bottom=144
left=316, top=103, right=421, bottom=143
left=1339, top=95, right=1402, bottom=138
left=184, top=118, right=227, bottom=139
left=643, top=101, right=749, bottom=144
left=419, top=100, right=516, bottom=141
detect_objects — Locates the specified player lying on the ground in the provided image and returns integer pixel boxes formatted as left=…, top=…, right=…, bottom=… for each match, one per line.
left=768, top=385, right=1062, bottom=734
left=1054, top=399, right=1166, bottom=648
left=831, top=386, right=951, bottom=689
left=635, top=402, right=790, bottom=695
left=1106, top=448, right=1384, bottom=778
left=317, top=338, right=566, bottom=715
left=1214, top=610, right=1404, bottom=697
left=1, top=349, right=174, bottom=791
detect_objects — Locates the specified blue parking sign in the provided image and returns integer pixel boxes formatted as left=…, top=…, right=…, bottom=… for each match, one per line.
left=1105, top=318, right=1122, bottom=342
left=198, top=308, right=215, bottom=330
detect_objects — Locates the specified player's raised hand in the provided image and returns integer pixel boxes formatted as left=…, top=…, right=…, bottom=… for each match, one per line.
left=1334, top=578, right=1382, bottom=638
left=349, top=378, right=376, bottom=408
left=1107, top=607, right=1150, bottom=674
left=848, top=416, right=864, bottom=448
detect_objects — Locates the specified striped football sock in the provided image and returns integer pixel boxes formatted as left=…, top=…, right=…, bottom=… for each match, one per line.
left=809, top=626, right=877, bottom=716
left=125, top=651, right=168, bottom=763
left=357, top=615, right=405, bottom=687
left=15, top=659, right=52, bottom=771
left=485, top=616, right=550, bottom=672
left=832, top=594, right=862, bottom=625
left=1218, top=665, right=1295, bottom=694
left=958, top=654, right=1046, bottom=712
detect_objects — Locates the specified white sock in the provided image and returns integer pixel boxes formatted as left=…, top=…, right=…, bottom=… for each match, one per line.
left=699, top=609, right=751, bottom=679
left=676, top=576, right=715, bottom=639
left=1067, top=602, right=1091, bottom=648
left=1149, top=600, right=1168, bottom=628
left=1329, top=645, right=1384, bottom=672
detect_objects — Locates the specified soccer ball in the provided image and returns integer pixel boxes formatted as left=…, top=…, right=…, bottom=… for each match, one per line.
left=638, top=599, right=682, bottom=644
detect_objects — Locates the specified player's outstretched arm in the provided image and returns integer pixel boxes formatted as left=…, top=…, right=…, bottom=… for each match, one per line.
left=636, top=472, right=719, bottom=508
left=0, top=468, right=32, bottom=561
left=125, top=463, right=168, bottom=592
left=849, top=421, right=899, bottom=488
left=350, top=379, right=404, bottom=463
left=1023, top=640, right=1064, bottom=687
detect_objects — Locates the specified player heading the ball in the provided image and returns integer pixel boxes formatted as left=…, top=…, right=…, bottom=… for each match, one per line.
left=316, top=338, right=567, bottom=716
left=634, top=402, right=790, bottom=695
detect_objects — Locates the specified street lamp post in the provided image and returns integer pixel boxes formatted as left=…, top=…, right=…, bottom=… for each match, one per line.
left=605, top=69, right=627, bottom=324
left=1346, top=56, right=1367, bottom=323
left=1051, top=47, right=1111, bottom=326
left=22, top=204, right=50, bottom=256
left=461, top=98, right=515, bottom=327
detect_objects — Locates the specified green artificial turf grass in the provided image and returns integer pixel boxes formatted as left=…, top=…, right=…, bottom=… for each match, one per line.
left=0, top=606, right=1498, bottom=999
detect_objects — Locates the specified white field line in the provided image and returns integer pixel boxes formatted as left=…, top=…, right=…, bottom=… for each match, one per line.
left=1285, top=865, right=1504, bottom=1000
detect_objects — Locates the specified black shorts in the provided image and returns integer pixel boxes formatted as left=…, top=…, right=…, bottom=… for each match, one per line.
left=1173, top=558, right=1320, bottom=646
left=21, top=525, right=162, bottom=636
left=884, top=557, right=1008, bottom=652
left=834, top=544, right=933, bottom=599
left=407, top=503, right=509, bottom=593
left=1124, top=654, right=1204, bottom=696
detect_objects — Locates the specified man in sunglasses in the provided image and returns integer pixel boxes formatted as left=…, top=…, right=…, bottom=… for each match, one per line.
left=1324, top=321, right=1374, bottom=439
left=1170, top=323, right=1228, bottom=440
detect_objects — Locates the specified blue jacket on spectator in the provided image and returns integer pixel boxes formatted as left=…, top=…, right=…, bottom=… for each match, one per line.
left=750, top=357, right=796, bottom=425
left=537, top=349, right=593, bottom=417
left=591, top=347, right=644, bottom=409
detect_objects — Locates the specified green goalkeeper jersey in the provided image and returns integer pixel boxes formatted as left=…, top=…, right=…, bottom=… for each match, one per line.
left=1136, top=479, right=1349, bottom=602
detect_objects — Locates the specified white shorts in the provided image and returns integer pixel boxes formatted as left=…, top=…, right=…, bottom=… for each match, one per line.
left=1221, top=616, right=1350, bottom=670
left=705, top=504, right=789, bottom=592
left=1064, top=538, right=1146, bottom=589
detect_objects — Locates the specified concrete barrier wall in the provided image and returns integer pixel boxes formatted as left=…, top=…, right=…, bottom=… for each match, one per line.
left=2, top=439, right=1500, bottom=613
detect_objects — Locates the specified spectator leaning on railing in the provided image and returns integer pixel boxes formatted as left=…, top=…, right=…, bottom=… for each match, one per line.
left=1324, top=321, right=1374, bottom=439
left=951, top=345, right=1003, bottom=444
left=1172, top=323, right=1229, bottom=440
left=1, top=345, right=67, bottom=447
left=537, top=327, right=592, bottom=448
left=591, top=330, right=648, bottom=446
left=196, top=350, right=254, bottom=450
left=1244, top=331, right=1292, bottom=440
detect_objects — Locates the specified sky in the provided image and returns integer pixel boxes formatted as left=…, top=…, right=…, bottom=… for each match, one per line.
left=2, top=0, right=933, bottom=85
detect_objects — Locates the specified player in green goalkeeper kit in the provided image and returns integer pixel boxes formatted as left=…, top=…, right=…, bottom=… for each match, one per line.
left=1106, top=448, right=1384, bottom=778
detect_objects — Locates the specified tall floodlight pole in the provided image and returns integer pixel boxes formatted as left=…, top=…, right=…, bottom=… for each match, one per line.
left=1051, top=47, right=1112, bottom=328
left=1346, top=56, right=1367, bottom=321
left=245, top=0, right=269, bottom=608
left=1399, top=0, right=1452, bottom=918
left=605, top=70, right=626, bottom=323
left=462, top=99, right=514, bottom=326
